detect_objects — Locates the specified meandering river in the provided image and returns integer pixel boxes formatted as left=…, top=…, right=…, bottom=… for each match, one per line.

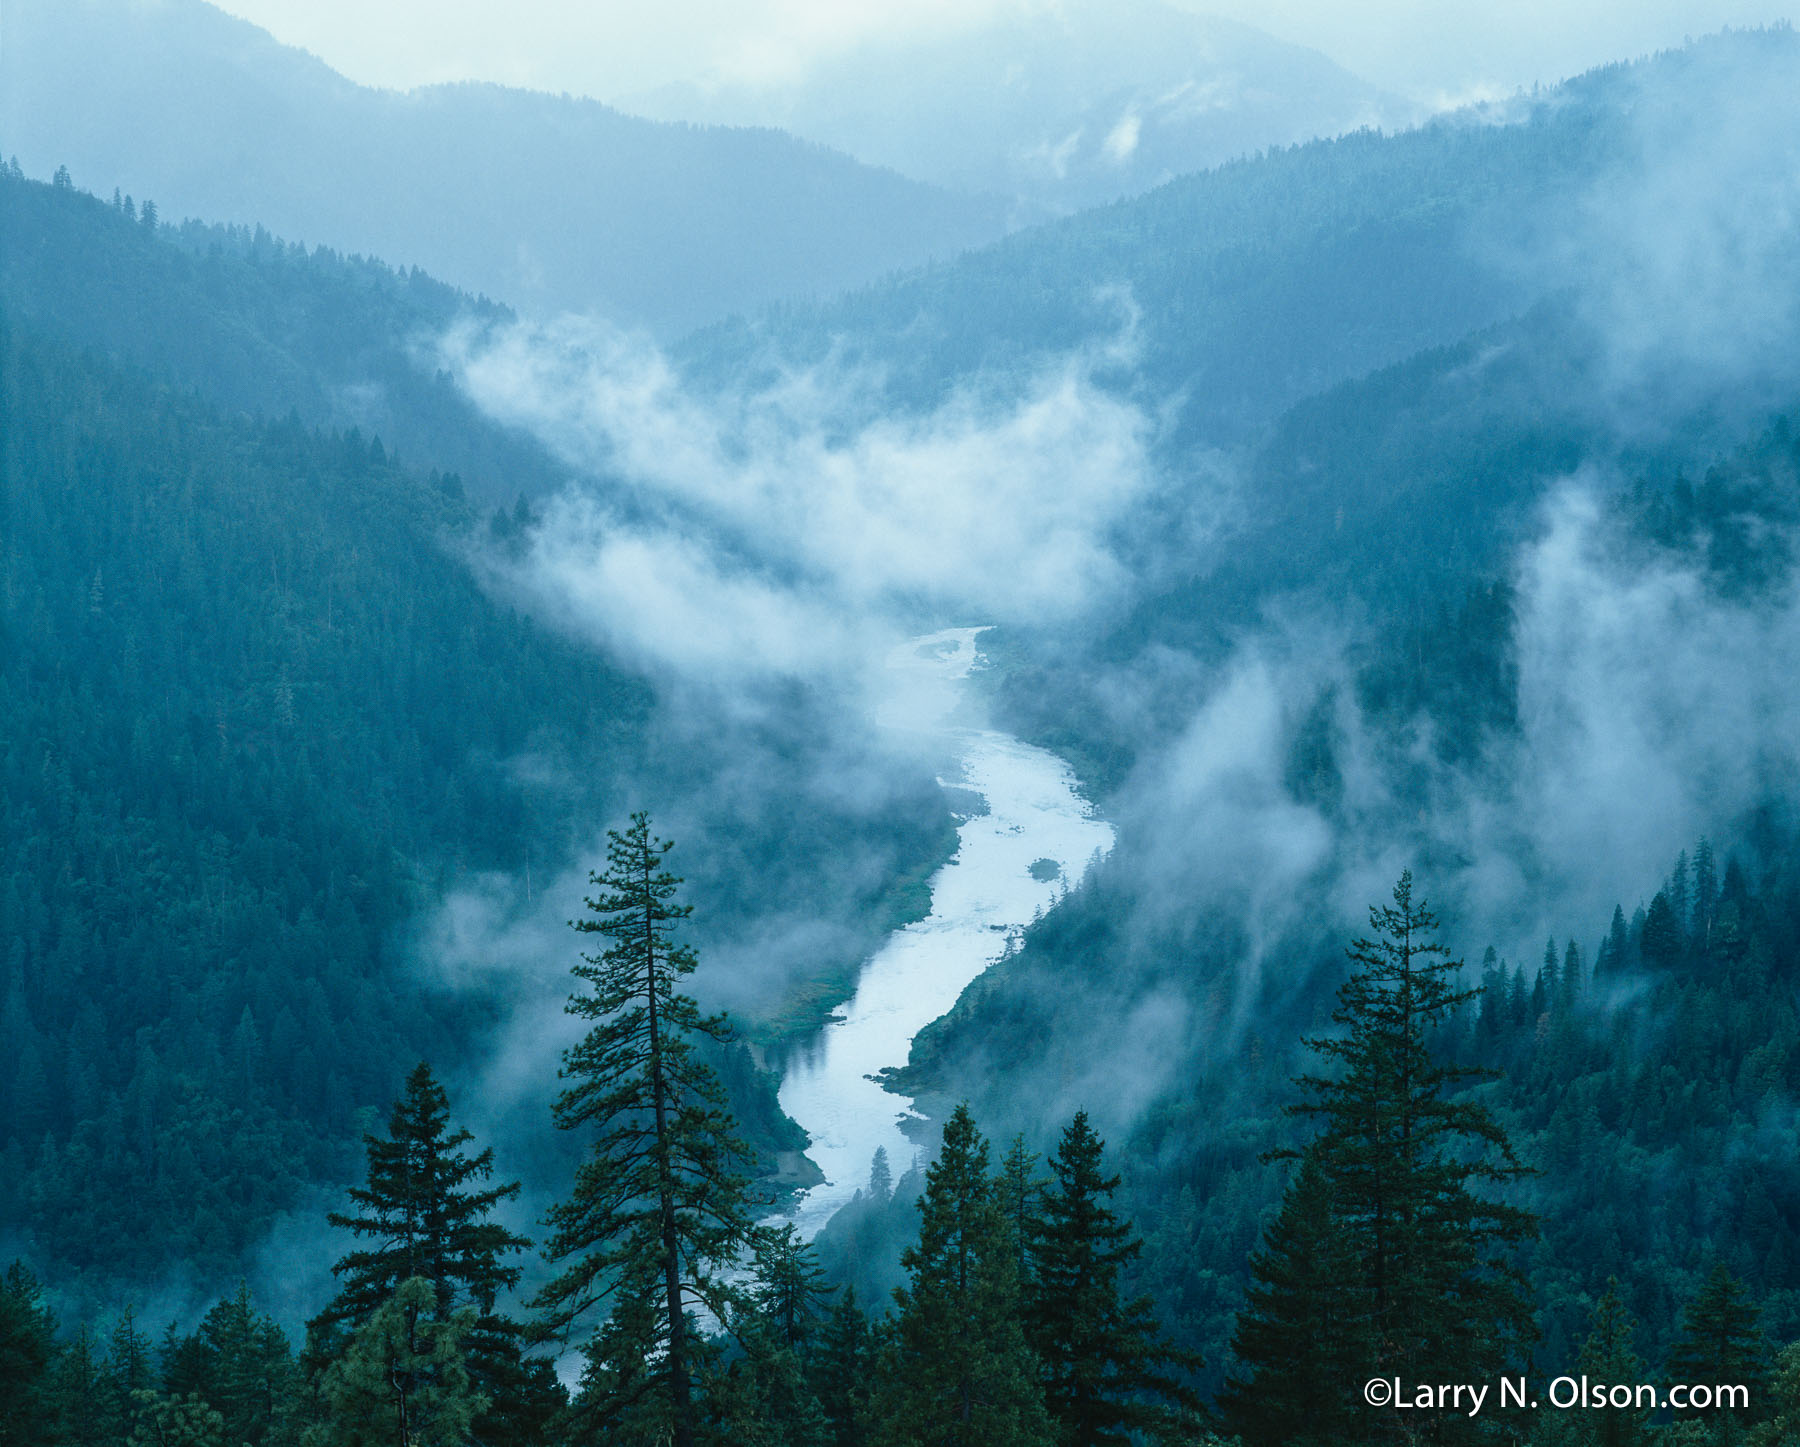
left=774, top=627, right=1114, bottom=1237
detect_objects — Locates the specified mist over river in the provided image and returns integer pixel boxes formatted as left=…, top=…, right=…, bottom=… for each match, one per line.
left=774, top=628, right=1115, bottom=1237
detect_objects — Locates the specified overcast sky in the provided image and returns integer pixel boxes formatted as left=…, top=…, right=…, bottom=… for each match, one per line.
left=212, top=0, right=1792, bottom=105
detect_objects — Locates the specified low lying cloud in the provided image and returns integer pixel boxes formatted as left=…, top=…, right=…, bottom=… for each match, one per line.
left=441, top=315, right=1171, bottom=688
left=1019, top=471, right=1800, bottom=1132
left=1513, top=32, right=1800, bottom=431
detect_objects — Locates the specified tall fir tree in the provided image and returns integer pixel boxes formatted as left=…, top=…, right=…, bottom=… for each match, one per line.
left=309, top=1062, right=554, bottom=1446
left=811, top=1289, right=874, bottom=1447
left=1024, top=1111, right=1200, bottom=1446
left=534, top=813, right=754, bottom=1447
left=0, top=1262, right=63, bottom=1447
left=870, top=1104, right=1053, bottom=1447
left=1667, top=1265, right=1767, bottom=1429
left=996, top=1135, right=1044, bottom=1287
left=1220, top=1149, right=1367, bottom=1446
left=1233, top=871, right=1537, bottom=1444
left=749, top=1224, right=832, bottom=1354
left=1571, top=1282, right=1652, bottom=1447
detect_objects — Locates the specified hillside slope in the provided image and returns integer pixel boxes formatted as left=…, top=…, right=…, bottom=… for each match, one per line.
left=0, top=0, right=1011, bottom=335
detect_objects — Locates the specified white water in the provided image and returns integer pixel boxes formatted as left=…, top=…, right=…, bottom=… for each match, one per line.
left=774, top=627, right=1114, bottom=1237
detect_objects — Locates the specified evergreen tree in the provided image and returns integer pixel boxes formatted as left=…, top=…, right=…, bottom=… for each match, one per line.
left=315, top=1063, right=528, bottom=1330
left=1025, top=1111, right=1200, bottom=1445
left=1643, top=891, right=1684, bottom=969
left=1693, top=840, right=1719, bottom=951
left=1749, top=1342, right=1800, bottom=1446
left=811, top=1289, right=874, bottom=1447
left=1246, top=872, right=1537, bottom=1443
left=0, top=1262, right=62, bottom=1446
left=186, top=1285, right=297, bottom=1447
left=307, top=1278, right=482, bottom=1447
left=127, top=1391, right=225, bottom=1447
left=1219, top=1150, right=1366, bottom=1447
left=1667, top=1265, right=1767, bottom=1428
left=1561, top=940, right=1583, bottom=1011
left=53, top=1326, right=110, bottom=1447
left=1535, top=938, right=1560, bottom=1020
left=310, top=1062, right=549, bottom=1445
left=1597, top=905, right=1631, bottom=977
left=750, top=1223, right=831, bottom=1353
left=996, top=1135, right=1044, bottom=1286
left=1571, top=1282, right=1651, bottom=1447
left=870, top=1104, right=1052, bottom=1447
left=534, top=813, right=754, bottom=1447
left=104, top=1306, right=156, bottom=1443
left=868, top=1147, right=894, bottom=1205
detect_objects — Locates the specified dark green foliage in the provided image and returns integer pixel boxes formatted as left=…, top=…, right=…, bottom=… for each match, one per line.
left=749, top=1224, right=832, bottom=1353
left=0, top=165, right=563, bottom=507
left=1668, top=1266, right=1768, bottom=1425
left=0, top=309, right=644, bottom=1278
left=1570, top=1283, right=1653, bottom=1447
left=1229, top=874, right=1537, bottom=1443
left=309, top=1278, right=480, bottom=1447
left=1643, top=891, right=1686, bottom=969
left=870, top=1104, right=1053, bottom=1447
left=1025, top=1111, right=1201, bottom=1445
left=1219, top=1151, right=1365, bottom=1447
left=313, top=1063, right=528, bottom=1332
left=0, top=1262, right=61, bottom=1446
left=535, top=815, right=755, bottom=1447
left=309, top=1062, right=555, bottom=1446
left=811, top=1289, right=875, bottom=1447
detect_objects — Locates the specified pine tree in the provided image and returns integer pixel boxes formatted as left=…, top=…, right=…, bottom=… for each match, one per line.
left=1692, top=839, right=1719, bottom=952
left=1667, top=1265, right=1767, bottom=1427
left=0, top=1261, right=62, bottom=1446
left=307, top=1279, right=482, bottom=1447
left=870, top=1104, right=1052, bottom=1447
left=1572, top=1282, right=1652, bottom=1447
left=1025, top=1111, right=1200, bottom=1446
left=315, top=1063, right=528, bottom=1330
left=187, top=1285, right=297, bottom=1447
left=1244, top=871, right=1537, bottom=1443
left=1597, top=905, right=1632, bottom=978
left=1561, top=940, right=1583, bottom=1011
left=868, top=1147, right=894, bottom=1204
left=126, top=1391, right=225, bottom=1447
left=811, top=1289, right=874, bottom=1447
left=750, top=1223, right=831, bottom=1353
left=310, top=1062, right=549, bottom=1444
left=53, top=1327, right=108, bottom=1447
left=1644, top=891, right=1684, bottom=969
left=534, top=813, right=754, bottom=1447
left=996, top=1135, right=1043, bottom=1286
left=1749, top=1342, right=1800, bottom=1446
left=103, top=1306, right=155, bottom=1442
left=1221, top=1150, right=1366, bottom=1447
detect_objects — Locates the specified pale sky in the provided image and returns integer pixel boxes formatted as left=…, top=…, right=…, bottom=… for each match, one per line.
left=212, top=0, right=1793, bottom=104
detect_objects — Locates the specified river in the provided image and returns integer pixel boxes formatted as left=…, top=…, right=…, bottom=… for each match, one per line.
left=773, top=627, right=1115, bottom=1238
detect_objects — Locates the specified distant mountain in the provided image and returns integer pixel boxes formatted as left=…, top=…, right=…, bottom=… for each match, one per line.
left=624, top=0, right=1411, bottom=216
left=0, top=0, right=1012, bottom=334
left=684, top=29, right=1800, bottom=456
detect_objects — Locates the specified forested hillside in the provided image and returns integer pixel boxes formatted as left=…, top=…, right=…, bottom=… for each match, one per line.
left=0, top=164, right=565, bottom=505
left=0, top=172, right=959, bottom=1296
left=0, top=311, right=646, bottom=1280
left=7, top=14, right=1800, bottom=1447
left=888, top=410, right=1800, bottom=1393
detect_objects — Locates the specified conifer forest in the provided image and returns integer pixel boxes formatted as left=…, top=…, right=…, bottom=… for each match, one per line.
left=10, top=3, right=1800, bottom=1443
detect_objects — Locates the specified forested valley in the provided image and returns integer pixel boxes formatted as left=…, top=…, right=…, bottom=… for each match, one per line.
left=8, top=11, right=1800, bottom=1446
